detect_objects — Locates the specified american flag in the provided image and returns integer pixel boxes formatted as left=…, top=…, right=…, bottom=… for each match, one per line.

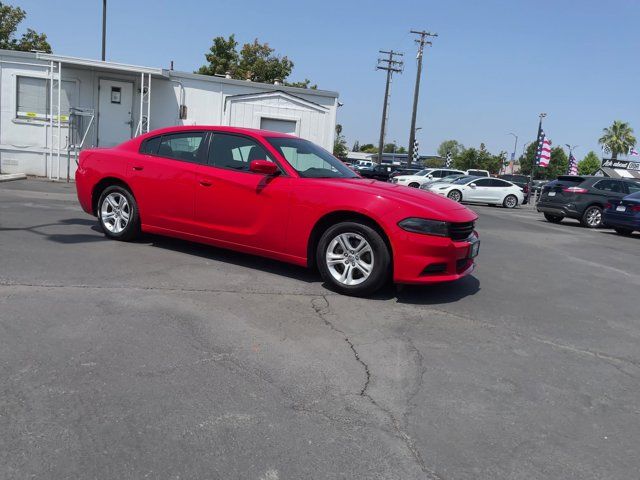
left=445, top=151, right=452, bottom=168
left=536, top=129, right=551, bottom=168
left=629, top=146, right=639, bottom=156
left=567, top=152, right=578, bottom=175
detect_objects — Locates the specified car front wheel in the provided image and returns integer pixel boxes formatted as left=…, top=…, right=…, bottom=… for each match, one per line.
left=447, top=190, right=462, bottom=202
left=581, top=206, right=603, bottom=228
left=97, top=185, right=141, bottom=241
left=408, top=182, right=420, bottom=188
left=317, top=222, right=390, bottom=296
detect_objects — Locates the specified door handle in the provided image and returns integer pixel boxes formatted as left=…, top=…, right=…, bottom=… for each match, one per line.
left=199, top=180, right=212, bottom=187
left=132, top=166, right=144, bottom=171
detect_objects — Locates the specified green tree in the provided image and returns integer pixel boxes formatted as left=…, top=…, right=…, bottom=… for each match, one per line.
left=196, top=34, right=239, bottom=76
left=0, top=2, right=51, bottom=52
left=197, top=35, right=311, bottom=86
left=360, top=144, right=378, bottom=153
left=598, top=121, right=636, bottom=160
left=396, top=146, right=407, bottom=154
left=578, top=151, right=601, bottom=175
left=519, top=143, right=538, bottom=176
left=383, top=143, right=405, bottom=153
left=453, top=148, right=480, bottom=171
left=544, top=146, right=568, bottom=180
left=437, top=139, right=464, bottom=158
left=333, top=124, right=348, bottom=158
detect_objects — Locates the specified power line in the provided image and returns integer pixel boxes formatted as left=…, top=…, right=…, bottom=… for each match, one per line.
left=376, top=50, right=403, bottom=164
left=407, top=29, right=437, bottom=166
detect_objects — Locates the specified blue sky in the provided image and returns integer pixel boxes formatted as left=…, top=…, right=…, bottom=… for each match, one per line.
left=14, top=0, right=640, bottom=158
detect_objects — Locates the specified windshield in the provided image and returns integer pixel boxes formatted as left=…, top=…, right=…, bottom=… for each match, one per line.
left=267, top=137, right=358, bottom=178
left=439, top=174, right=465, bottom=183
left=414, top=169, right=432, bottom=176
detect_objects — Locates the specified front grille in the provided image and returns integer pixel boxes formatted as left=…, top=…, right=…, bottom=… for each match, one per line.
left=449, top=221, right=475, bottom=241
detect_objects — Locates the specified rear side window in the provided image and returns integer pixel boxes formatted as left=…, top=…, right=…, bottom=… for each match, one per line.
left=625, top=182, right=640, bottom=194
left=156, top=132, right=205, bottom=163
left=594, top=179, right=624, bottom=193
left=209, top=133, right=274, bottom=172
left=474, top=178, right=493, bottom=187
left=140, top=136, right=161, bottom=154
left=491, top=179, right=511, bottom=187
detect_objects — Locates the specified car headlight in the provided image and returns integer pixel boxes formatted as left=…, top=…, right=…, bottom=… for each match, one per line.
left=398, top=218, right=449, bottom=236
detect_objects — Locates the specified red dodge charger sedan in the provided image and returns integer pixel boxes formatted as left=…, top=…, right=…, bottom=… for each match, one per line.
left=76, top=126, right=479, bottom=295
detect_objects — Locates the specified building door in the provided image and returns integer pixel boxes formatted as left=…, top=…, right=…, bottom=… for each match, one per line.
left=98, top=79, right=133, bottom=146
left=260, top=117, right=297, bottom=135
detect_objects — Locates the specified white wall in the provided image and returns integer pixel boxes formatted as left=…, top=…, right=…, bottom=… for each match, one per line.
left=0, top=51, right=339, bottom=178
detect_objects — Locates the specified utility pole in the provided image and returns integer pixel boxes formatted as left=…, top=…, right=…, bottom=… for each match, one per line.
left=376, top=50, right=403, bottom=164
left=407, top=29, right=437, bottom=166
left=101, top=0, right=107, bottom=61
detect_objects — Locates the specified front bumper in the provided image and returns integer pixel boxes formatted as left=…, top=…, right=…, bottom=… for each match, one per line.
left=392, top=230, right=479, bottom=284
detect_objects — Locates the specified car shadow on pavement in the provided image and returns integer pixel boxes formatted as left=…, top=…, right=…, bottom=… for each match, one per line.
left=373, top=275, right=481, bottom=305
left=142, top=234, right=319, bottom=284
left=0, top=217, right=105, bottom=244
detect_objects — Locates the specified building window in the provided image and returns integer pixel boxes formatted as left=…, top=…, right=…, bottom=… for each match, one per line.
left=16, top=76, right=77, bottom=121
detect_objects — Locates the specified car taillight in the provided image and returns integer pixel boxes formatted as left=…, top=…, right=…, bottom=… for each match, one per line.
left=562, top=186, right=588, bottom=193
left=605, top=202, right=612, bottom=210
left=631, top=205, right=640, bottom=212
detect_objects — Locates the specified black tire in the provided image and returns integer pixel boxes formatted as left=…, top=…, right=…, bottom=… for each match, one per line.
left=614, top=227, right=633, bottom=236
left=97, top=185, right=141, bottom=241
left=544, top=213, right=563, bottom=223
left=580, top=205, right=603, bottom=228
left=503, top=194, right=518, bottom=209
left=316, top=221, right=390, bottom=296
left=408, top=182, right=420, bottom=188
left=447, top=190, right=462, bottom=202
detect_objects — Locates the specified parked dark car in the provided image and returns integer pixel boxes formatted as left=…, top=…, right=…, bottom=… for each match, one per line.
left=389, top=167, right=422, bottom=179
left=532, top=179, right=548, bottom=193
left=498, top=174, right=530, bottom=203
left=537, top=176, right=640, bottom=227
left=603, top=191, right=640, bottom=235
left=358, top=163, right=401, bottom=181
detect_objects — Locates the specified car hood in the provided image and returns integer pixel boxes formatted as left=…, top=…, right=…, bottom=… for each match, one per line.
left=313, top=178, right=476, bottom=221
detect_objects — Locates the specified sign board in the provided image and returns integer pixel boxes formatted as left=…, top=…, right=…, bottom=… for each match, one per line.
left=601, top=159, right=640, bottom=170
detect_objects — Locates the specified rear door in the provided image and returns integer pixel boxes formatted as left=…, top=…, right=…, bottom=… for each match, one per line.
left=128, top=131, right=206, bottom=231
left=467, top=178, right=493, bottom=202
left=592, top=179, right=627, bottom=203
left=490, top=178, right=514, bottom=202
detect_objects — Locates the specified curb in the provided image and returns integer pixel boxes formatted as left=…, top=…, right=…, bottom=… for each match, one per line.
left=0, top=173, right=28, bottom=183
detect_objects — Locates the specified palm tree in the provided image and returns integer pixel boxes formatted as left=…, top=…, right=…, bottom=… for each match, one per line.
left=598, top=121, right=636, bottom=160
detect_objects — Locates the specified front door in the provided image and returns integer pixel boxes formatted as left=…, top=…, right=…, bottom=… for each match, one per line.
left=98, top=79, right=133, bottom=146
left=194, top=132, right=291, bottom=253
left=467, top=178, right=494, bottom=202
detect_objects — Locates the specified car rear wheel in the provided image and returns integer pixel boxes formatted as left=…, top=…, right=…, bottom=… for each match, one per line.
left=503, top=194, right=518, bottom=209
left=447, top=190, right=462, bottom=202
left=544, top=213, right=563, bottom=223
left=581, top=206, right=603, bottom=228
left=97, top=185, right=141, bottom=241
left=317, top=222, right=390, bottom=296
left=614, top=227, right=633, bottom=236
left=408, top=182, right=420, bottom=188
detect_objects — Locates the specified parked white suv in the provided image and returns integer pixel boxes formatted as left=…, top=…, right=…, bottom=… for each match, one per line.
left=391, top=168, right=465, bottom=188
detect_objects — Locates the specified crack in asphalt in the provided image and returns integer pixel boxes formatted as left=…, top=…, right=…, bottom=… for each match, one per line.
left=0, top=280, right=336, bottom=298
left=311, top=295, right=443, bottom=480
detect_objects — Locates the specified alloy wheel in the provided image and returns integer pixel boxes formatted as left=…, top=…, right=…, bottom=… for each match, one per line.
left=101, top=192, right=130, bottom=234
left=448, top=190, right=461, bottom=202
left=505, top=195, right=517, bottom=208
left=585, top=207, right=602, bottom=227
left=325, top=233, right=374, bottom=286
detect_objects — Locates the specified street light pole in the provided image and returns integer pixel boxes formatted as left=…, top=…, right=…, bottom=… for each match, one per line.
left=101, top=0, right=107, bottom=61
left=508, top=132, right=518, bottom=174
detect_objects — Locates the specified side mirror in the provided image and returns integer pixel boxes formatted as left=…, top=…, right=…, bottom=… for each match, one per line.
left=250, top=160, right=279, bottom=175
left=427, top=174, right=434, bottom=179
left=469, top=183, right=477, bottom=188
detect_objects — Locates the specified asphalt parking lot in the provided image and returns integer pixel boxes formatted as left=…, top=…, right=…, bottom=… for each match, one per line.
left=1, top=179, right=639, bottom=480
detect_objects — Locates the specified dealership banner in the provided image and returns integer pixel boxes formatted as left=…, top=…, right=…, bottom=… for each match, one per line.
left=601, top=159, right=640, bottom=170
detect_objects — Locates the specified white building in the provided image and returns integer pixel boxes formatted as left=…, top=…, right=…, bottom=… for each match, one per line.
left=0, top=49, right=339, bottom=180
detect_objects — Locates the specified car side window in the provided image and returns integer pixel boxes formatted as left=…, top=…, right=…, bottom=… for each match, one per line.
left=474, top=178, right=493, bottom=187
left=626, top=182, right=640, bottom=194
left=156, top=132, right=205, bottom=163
left=209, top=133, right=274, bottom=172
left=490, top=179, right=510, bottom=187
left=140, top=136, right=161, bottom=154
left=594, top=179, right=623, bottom=193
